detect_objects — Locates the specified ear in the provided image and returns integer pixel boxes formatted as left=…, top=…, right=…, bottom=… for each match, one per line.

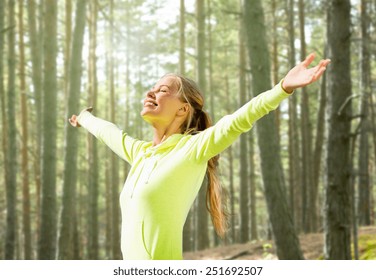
left=177, top=103, right=190, bottom=117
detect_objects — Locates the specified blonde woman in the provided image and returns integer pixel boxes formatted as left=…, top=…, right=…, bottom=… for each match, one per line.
left=69, top=53, right=330, bottom=260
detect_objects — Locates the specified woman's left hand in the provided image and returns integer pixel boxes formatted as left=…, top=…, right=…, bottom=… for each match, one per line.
left=282, top=53, right=331, bottom=93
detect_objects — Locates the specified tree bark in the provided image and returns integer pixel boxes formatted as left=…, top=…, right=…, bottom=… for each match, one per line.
left=357, top=0, right=371, bottom=226
left=109, top=0, right=122, bottom=260
left=18, top=0, right=32, bottom=260
left=196, top=0, right=210, bottom=250
left=38, top=0, right=58, bottom=260
left=5, top=0, right=18, bottom=260
left=298, top=0, right=315, bottom=233
left=180, top=0, right=194, bottom=253
left=243, top=0, right=304, bottom=260
left=238, top=19, right=249, bottom=243
left=312, top=58, right=327, bottom=227
left=87, top=0, right=100, bottom=260
left=286, top=0, right=301, bottom=232
left=0, top=0, right=9, bottom=259
left=58, top=0, right=87, bottom=260
left=27, top=0, right=43, bottom=233
left=64, top=0, right=72, bottom=103
left=324, top=0, right=352, bottom=260
left=249, top=132, right=258, bottom=240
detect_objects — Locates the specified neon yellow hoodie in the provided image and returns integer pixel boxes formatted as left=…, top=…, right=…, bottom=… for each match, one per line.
left=77, top=81, right=290, bottom=260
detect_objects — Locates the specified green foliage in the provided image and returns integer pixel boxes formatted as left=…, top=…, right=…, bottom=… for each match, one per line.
left=262, top=243, right=274, bottom=259
left=358, top=235, right=376, bottom=260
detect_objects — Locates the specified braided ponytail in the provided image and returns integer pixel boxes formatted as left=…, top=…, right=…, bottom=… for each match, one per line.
left=166, top=74, right=229, bottom=238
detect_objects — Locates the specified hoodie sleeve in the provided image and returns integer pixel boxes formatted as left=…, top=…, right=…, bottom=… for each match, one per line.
left=188, top=80, right=291, bottom=162
left=77, top=111, right=145, bottom=164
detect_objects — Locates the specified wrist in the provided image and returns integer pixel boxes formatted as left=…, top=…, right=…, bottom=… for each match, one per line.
left=281, top=79, right=294, bottom=94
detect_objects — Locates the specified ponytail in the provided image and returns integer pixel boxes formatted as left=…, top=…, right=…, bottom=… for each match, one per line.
left=169, top=73, right=229, bottom=238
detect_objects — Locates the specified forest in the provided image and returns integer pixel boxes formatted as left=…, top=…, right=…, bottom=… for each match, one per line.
left=0, top=0, right=375, bottom=260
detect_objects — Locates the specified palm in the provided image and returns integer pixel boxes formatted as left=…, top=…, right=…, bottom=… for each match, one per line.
left=283, top=53, right=331, bottom=93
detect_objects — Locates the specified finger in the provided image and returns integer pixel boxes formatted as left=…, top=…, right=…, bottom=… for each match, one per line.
left=322, top=59, right=331, bottom=67
left=69, top=115, right=77, bottom=126
left=301, top=52, right=315, bottom=67
left=312, top=67, right=327, bottom=81
left=68, top=118, right=75, bottom=126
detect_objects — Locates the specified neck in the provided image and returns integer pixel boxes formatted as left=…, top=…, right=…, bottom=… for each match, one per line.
left=151, top=123, right=182, bottom=146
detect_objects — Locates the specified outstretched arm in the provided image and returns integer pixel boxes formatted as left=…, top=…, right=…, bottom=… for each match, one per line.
left=68, top=107, right=145, bottom=164
left=282, top=53, right=331, bottom=93
left=190, top=53, right=330, bottom=162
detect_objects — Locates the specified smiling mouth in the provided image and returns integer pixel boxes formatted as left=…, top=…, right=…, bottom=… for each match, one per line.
left=144, top=100, right=158, bottom=107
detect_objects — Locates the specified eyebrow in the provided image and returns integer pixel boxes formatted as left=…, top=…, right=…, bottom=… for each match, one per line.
left=153, top=84, right=171, bottom=90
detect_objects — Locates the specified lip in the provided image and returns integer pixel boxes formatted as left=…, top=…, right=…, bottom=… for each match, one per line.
left=144, top=99, right=158, bottom=107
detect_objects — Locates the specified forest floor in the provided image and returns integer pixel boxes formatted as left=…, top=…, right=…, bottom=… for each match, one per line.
left=183, top=226, right=376, bottom=260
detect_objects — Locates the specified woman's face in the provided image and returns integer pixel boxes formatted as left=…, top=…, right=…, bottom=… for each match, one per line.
left=141, top=76, right=188, bottom=126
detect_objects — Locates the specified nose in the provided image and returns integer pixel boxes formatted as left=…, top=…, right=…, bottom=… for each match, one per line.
left=146, top=90, right=156, bottom=98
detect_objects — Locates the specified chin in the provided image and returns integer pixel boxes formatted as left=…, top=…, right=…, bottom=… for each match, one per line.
left=140, top=111, right=153, bottom=124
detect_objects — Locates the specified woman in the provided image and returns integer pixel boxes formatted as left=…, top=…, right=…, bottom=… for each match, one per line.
left=69, top=53, right=330, bottom=260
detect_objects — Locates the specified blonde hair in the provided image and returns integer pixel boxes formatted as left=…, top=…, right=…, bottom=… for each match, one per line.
left=165, top=73, right=229, bottom=238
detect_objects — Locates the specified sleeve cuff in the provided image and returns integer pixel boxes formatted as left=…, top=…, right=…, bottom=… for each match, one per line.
left=280, top=79, right=294, bottom=94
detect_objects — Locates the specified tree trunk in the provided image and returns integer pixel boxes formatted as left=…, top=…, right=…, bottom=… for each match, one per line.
left=271, top=0, right=280, bottom=139
left=179, top=0, right=186, bottom=75
left=27, top=0, right=43, bottom=233
left=58, top=0, right=87, bottom=260
left=312, top=58, right=327, bottom=228
left=324, top=0, right=352, bottom=260
left=249, top=132, right=258, bottom=240
left=180, top=0, right=194, bottom=253
left=64, top=0, right=72, bottom=103
left=357, top=0, right=371, bottom=226
left=225, top=73, right=236, bottom=243
left=109, top=0, right=122, bottom=260
left=238, top=19, right=249, bottom=243
left=18, top=0, right=32, bottom=260
left=105, top=159, right=113, bottom=258
left=87, top=0, right=100, bottom=260
left=5, top=0, right=18, bottom=260
left=196, top=0, right=210, bottom=250
left=286, top=0, right=301, bottom=231
left=298, top=0, right=315, bottom=233
left=243, top=0, right=304, bottom=260
left=38, top=0, right=58, bottom=260
left=0, top=0, right=9, bottom=259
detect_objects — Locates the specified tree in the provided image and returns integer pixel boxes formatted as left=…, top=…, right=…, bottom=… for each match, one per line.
left=324, top=0, right=352, bottom=260
left=18, top=0, right=32, bottom=260
left=357, top=0, right=371, bottom=226
left=243, top=0, right=304, bottom=260
left=286, top=0, right=301, bottom=231
left=5, top=0, right=18, bottom=260
left=238, top=18, right=249, bottom=243
left=87, top=0, right=100, bottom=260
left=38, top=0, right=58, bottom=260
left=298, top=0, right=315, bottom=233
left=27, top=0, right=43, bottom=229
left=0, top=0, right=8, bottom=258
left=180, top=0, right=194, bottom=253
left=108, top=0, right=122, bottom=259
left=196, top=0, right=210, bottom=250
left=58, top=0, right=87, bottom=260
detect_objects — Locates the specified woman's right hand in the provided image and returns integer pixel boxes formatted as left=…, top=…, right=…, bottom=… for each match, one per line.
left=69, top=114, right=80, bottom=127
left=69, top=107, right=93, bottom=127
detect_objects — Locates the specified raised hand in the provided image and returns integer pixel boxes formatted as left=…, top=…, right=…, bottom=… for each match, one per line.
left=68, top=107, right=93, bottom=127
left=282, top=53, right=331, bottom=93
